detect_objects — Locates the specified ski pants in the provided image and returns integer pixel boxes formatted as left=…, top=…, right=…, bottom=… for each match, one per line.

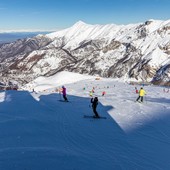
left=63, top=95, right=68, bottom=101
left=136, top=96, right=143, bottom=102
left=92, top=106, right=99, bottom=117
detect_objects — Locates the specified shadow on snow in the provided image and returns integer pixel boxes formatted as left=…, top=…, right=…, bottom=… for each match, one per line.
left=0, top=90, right=170, bottom=170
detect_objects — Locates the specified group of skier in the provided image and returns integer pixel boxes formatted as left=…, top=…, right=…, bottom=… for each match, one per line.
left=59, top=85, right=146, bottom=119
left=59, top=85, right=100, bottom=118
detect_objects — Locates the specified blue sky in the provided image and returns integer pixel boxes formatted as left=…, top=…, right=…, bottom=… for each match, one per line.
left=0, top=0, right=170, bottom=31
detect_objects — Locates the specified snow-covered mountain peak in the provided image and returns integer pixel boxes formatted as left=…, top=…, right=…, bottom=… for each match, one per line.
left=46, top=21, right=123, bottom=49
left=143, top=19, right=170, bottom=34
left=46, top=21, right=90, bottom=40
left=72, top=20, right=88, bottom=27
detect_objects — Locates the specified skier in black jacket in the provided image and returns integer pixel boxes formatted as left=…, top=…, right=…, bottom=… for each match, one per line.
left=91, top=97, right=100, bottom=118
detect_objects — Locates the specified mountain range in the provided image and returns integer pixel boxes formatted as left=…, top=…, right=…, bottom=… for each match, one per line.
left=0, top=19, right=170, bottom=86
left=0, top=32, right=52, bottom=44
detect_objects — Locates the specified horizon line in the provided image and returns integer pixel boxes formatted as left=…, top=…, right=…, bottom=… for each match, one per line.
left=0, top=29, right=58, bottom=33
left=0, top=18, right=169, bottom=34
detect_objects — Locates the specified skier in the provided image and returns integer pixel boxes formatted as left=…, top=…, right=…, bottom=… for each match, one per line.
left=135, top=87, right=138, bottom=94
left=92, top=87, right=95, bottom=93
left=89, top=91, right=93, bottom=97
left=61, top=86, right=68, bottom=102
left=136, top=87, right=146, bottom=103
left=102, top=91, right=106, bottom=96
left=91, top=97, right=100, bottom=118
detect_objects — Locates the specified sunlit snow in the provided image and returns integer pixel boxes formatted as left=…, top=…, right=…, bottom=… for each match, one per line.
left=0, top=71, right=170, bottom=170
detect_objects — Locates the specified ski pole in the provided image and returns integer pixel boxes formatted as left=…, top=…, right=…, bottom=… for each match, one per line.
left=145, top=95, right=147, bottom=104
left=59, top=91, right=62, bottom=100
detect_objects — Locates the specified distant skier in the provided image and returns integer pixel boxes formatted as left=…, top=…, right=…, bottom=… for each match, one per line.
left=62, top=86, right=68, bottom=102
left=91, top=97, right=100, bottom=118
left=89, top=91, right=93, bottom=97
left=102, top=91, right=106, bottom=96
left=92, top=87, right=95, bottom=93
left=135, top=87, right=138, bottom=94
left=136, top=87, right=146, bottom=103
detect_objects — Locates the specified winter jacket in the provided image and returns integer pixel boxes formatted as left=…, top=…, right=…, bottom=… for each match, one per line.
left=62, top=87, right=66, bottom=95
left=139, top=89, right=146, bottom=96
left=91, top=97, right=98, bottom=108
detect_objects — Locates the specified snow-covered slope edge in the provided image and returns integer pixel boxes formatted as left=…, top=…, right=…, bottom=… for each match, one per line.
left=23, top=71, right=94, bottom=92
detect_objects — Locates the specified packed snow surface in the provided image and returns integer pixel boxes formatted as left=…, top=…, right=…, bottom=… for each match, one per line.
left=0, top=71, right=170, bottom=170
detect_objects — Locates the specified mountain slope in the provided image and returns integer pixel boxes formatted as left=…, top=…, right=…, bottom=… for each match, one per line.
left=0, top=19, right=170, bottom=85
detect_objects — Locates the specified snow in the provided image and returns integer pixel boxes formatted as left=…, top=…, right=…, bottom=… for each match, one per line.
left=46, top=21, right=123, bottom=50
left=0, top=71, right=170, bottom=170
left=24, top=71, right=94, bottom=92
left=149, top=19, right=170, bottom=33
left=46, top=19, right=170, bottom=50
left=147, top=48, right=168, bottom=67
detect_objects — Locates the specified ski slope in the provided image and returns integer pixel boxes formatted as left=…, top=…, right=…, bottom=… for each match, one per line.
left=0, top=71, right=170, bottom=170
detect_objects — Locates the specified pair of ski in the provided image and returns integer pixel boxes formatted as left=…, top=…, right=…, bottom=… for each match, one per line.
left=58, top=100, right=69, bottom=102
left=84, top=115, right=107, bottom=119
left=135, top=100, right=143, bottom=104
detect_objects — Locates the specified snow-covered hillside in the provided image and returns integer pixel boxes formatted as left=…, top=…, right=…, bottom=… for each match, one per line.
left=23, top=71, right=94, bottom=92
left=0, top=72, right=170, bottom=170
left=0, top=19, right=170, bottom=86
